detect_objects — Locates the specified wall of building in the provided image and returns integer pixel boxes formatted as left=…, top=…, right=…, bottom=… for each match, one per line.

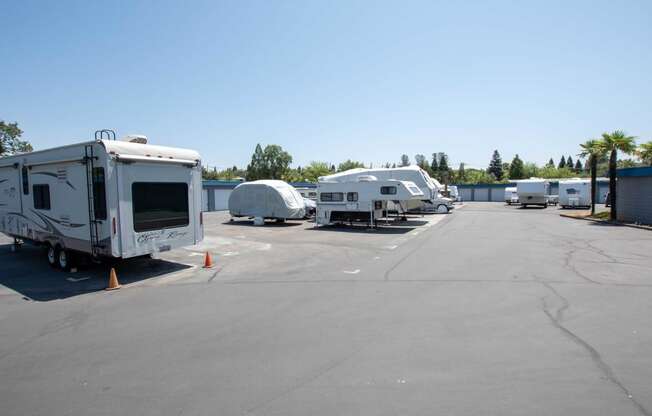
left=616, top=168, right=652, bottom=225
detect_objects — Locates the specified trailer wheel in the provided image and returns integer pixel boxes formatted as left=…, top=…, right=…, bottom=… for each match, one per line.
left=47, top=244, right=58, bottom=268
left=436, top=204, right=449, bottom=214
left=58, top=248, right=73, bottom=272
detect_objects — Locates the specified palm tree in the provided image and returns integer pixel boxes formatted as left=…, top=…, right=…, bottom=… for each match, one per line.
left=600, top=130, right=637, bottom=220
left=638, top=141, right=652, bottom=166
left=578, top=139, right=606, bottom=215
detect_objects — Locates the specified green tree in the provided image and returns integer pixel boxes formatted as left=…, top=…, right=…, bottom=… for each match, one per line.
left=566, top=155, right=574, bottom=170
left=546, top=158, right=555, bottom=168
left=579, top=139, right=607, bottom=215
left=430, top=153, right=439, bottom=175
left=263, top=145, right=292, bottom=179
left=487, top=150, right=503, bottom=180
left=0, top=121, right=33, bottom=156
left=399, top=154, right=410, bottom=167
left=303, top=161, right=331, bottom=182
left=558, top=155, right=566, bottom=169
left=414, top=154, right=428, bottom=170
left=246, top=144, right=265, bottom=180
left=574, top=159, right=583, bottom=172
left=508, top=154, right=525, bottom=179
left=637, top=141, right=652, bottom=165
left=337, top=159, right=365, bottom=172
left=600, top=130, right=637, bottom=220
left=245, top=144, right=293, bottom=180
left=438, top=153, right=450, bottom=184
left=457, top=163, right=466, bottom=182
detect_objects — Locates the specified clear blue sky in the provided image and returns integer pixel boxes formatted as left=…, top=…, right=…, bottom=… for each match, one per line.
left=2, top=0, right=651, bottom=170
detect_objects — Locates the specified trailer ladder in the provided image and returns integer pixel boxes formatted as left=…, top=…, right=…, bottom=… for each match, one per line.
left=84, top=145, right=102, bottom=257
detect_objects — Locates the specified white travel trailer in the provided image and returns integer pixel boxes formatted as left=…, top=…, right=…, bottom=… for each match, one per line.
left=294, top=187, right=317, bottom=200
left=504, top=187, right=518, bottom=204
left=0, top=131, right=204, bottom=270
left=228, top=180, right=306, bottom=222
left=319, top=166, right=454, bottom=213
left=447, top=185, right=460, bottom=202
left=559, top=179, right=591, bottom=208
left=316, top=177, right=425, bottom=226
left=517, top=178, right=550, bottom=207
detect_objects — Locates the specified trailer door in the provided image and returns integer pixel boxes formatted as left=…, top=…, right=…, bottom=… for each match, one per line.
left=0, top=165, right=22, bottom=236
left=116, top=161, right=200, bottom=258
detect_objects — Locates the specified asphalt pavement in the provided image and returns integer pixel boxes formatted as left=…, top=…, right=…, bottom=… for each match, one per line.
left=1, top=203, right=651, bottom=416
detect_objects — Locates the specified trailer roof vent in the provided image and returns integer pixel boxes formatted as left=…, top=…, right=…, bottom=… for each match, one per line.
left=357, top=175, right=377, bottom=182
left=121, top=134, right=148, bottom=144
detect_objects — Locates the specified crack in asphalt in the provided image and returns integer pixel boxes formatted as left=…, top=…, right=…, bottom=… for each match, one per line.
left=540, top=282, right=651, bottom=416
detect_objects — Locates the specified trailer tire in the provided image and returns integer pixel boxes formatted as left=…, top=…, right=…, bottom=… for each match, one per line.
left=436, top=204, right=449, bottom=214
left=47, top=244, right=58, bottom=268
left=57, top=248, right=73, bottom=272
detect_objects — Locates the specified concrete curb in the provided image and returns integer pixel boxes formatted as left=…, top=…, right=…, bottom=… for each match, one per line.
left=560, top=213, right=652, bottom=231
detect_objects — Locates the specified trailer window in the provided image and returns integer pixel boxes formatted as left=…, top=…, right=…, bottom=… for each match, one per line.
left=347, top=192, right=358, bottom=202
left=33, top=184, right=51, bottom=210
left=22, top=166, right=29, bottom=194
left=380, top=186, right=397, bottom=195
left=92, top=168, right=107, bottom=220
left=320, top=192, right=344, bottom=202
left=132, top=182, right=189, bottom=232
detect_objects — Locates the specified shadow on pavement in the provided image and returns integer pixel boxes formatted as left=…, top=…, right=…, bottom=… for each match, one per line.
left=223, top=219, right=305, bottom=227
left=0, top=243, right=192, bottom=302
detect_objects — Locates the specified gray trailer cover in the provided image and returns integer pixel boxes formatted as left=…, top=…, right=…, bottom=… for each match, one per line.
left=228, top=180, right=306, bottom=219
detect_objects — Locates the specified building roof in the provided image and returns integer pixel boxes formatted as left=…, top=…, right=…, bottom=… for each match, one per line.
left=617, top=166, right=652, bottom=177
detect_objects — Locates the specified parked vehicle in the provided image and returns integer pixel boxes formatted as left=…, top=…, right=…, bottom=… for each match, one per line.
left=316, top=176, right=425, bottom=226
left=294, top=187, right=317, bottom=200
left=319, top=166, right=454, bottom=213
left=228, top=180, right=306, bottom=223
left=559, top=179, right=591, bottom=208
left=504, top=187, right=518, bottom=204
left=516, top=178, right=550, bottom=208
left=0, top=130, right=204, bottom=270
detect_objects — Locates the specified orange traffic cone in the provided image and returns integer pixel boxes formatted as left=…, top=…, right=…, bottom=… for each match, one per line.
left=106, top=268, right=121, bottom=290
left=203, top=252, right=214, bottom=268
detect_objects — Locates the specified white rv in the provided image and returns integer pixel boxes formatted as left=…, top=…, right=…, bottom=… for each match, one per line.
left=504, top=187, right=518, bottom=204
left=0, top=131, right=204, bottom=270
left=316, top=177, right=425, bottom=226
left=294, top=187, right=317, bottom=200
left=319, top=166, right=454, bottom=213
left=559, top=179, right=591, bottom=208
left=516, top=178, right=550, bottom=207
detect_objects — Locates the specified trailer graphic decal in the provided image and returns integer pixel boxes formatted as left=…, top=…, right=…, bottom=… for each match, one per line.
left=39, top=213, right=85, bottom=228
left=31, top=172, right=77, bottom=190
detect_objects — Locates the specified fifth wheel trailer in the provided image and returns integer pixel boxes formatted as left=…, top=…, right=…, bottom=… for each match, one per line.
left=0, top=130, right=204, bottom=270
left=319, top=166, right=454, bottom=213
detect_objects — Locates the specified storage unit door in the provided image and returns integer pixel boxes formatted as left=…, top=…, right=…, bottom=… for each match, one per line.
left=474, top=188, right=489, bottom=201
left=213, top=189, right=231, bottom=211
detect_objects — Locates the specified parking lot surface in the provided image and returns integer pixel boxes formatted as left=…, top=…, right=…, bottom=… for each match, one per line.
left=1, top=203, right=652, bottom=416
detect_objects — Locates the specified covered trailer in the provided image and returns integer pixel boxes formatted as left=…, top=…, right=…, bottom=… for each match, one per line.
left=228, top=180, right=305, bottom=222
left=0, top=130, right=204, bottom=270
left=559, top=179, right=591, bottom=208
left=517, top=179, right=550, bottom=207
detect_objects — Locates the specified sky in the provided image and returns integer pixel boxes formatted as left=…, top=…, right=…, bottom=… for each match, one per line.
left=2, top=0, right=651, bottom=170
